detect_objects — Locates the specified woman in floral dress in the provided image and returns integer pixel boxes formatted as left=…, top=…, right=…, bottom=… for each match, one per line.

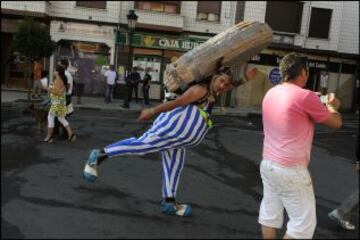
left=43, top=65, right=76, bottom=143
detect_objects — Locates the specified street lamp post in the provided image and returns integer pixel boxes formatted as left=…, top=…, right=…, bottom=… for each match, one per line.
left=122, top=10, right=138, bottom=108
left=127, top=10, right=138, bottom=71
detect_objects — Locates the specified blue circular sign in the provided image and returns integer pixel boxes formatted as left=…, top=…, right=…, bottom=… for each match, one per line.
left=269, top=68, right=281, bottom=85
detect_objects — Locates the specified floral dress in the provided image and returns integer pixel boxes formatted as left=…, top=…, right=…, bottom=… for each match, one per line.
left=49, top=83, right=67, bottom=118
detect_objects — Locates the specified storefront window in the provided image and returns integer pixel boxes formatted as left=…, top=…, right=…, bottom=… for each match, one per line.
left=133, top=56, right=161, bottom=82
left=9, top=54, right=26, bottom=78
left=54, top=40, right=110, bottom=95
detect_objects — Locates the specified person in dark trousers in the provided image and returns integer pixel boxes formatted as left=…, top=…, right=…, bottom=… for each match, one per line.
left=122, top=68, right=131, bottom=108
left=83, top=66, right=258, bottom=217
left=128, top=67, right=141, bottom=103
left=59, top=58, right=74, bottom=116
left=328, top=129, right=359, bottom=230
left=142, top=67, right=152, bottom=106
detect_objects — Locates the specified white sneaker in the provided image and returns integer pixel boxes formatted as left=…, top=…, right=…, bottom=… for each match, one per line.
left=83, top=149, right=100, bottom=182
left=328, top=209, right=356, bottom=231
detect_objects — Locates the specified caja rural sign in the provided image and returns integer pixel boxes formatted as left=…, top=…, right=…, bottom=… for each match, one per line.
left=116, top=32, right=207, bottom=52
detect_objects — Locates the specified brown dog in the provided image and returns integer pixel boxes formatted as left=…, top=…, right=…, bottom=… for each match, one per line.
left=24, top=103, right=69, bottom=138
left=24, top=103, right=48, bottom=131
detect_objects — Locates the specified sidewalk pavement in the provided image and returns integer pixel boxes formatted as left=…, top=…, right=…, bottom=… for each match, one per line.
left=2, top=89, right=358, bottom=118
left=0, top=89, right=260, bottom=117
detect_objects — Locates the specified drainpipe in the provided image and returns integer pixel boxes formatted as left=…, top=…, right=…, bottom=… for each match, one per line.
left=303, top=1, right=312, bottom=49
left=49, top=54, right=54, bottom=84
left=115, top=1, right=122, bottom=68
left=351, top=64, right=359, bottom=113
left=335, top=62, right=342, bottom=95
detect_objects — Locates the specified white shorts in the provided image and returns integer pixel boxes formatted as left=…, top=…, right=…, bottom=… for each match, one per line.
left=258, top=160, right=316, bottom=239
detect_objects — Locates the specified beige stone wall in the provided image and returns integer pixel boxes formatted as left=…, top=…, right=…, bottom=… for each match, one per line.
left=330, top=73, right=354, bottom=110
left=231, top=64, right=274, bottom=107
left=231, top=65, right=356, bottom=110
left=1, top=1, right=47, bottom=13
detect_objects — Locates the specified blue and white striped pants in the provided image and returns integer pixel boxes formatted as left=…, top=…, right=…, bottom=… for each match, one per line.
left=104, top=104, right=209, bottom=198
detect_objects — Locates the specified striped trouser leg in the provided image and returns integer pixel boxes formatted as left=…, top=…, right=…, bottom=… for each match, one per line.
left=161, top=148, right=186, bottom=199
left=103, top=105, right=209, bottom=157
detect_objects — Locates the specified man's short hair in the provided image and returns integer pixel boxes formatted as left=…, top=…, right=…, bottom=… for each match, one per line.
left=279, top=52, right=308, bottom=82
left=60, top=58, right=69, bottom=68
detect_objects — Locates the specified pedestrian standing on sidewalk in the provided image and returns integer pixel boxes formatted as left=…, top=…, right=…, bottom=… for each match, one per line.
left=258, top=52, right=342, bottom=239
left=142, top=67, right=152, bottom=106
left=43, top=64, right=76, bottom=143
left=328, top=130, right=359, bottom=231
left=60, top=58, right=74, bottom=115
left=74, top=67, right=84, bottom=105
left=40, top=70, right=49, bottom=94
left=319, top=71, right=329, bottom=95
left=83, top=65, right=257, bottom=217
left=129, top=67, right=141, bottom=103
left=32, top=58, right=43, bottom=99
left=104, top=65, right=117, bottom=103
left=122, top=68, right=131, bottom=109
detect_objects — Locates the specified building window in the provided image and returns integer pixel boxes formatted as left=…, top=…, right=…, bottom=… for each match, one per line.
left=76, top=1, right=106, bottom=9
left=308, top=8, right=332, bottom=39
left=197, top=1, right=221, bottom=22
left=265, top=1, right=303, bottom=34
left=235, top=1, right=245, bottom=24
left=136, top=1, right=180, bottom=14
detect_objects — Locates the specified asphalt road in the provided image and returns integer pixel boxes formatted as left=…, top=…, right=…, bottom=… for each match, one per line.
left=2, top=105, right=359, bottom=239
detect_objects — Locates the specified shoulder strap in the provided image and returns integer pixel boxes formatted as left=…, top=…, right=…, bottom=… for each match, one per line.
left=191, top=81, right=212, bottom=105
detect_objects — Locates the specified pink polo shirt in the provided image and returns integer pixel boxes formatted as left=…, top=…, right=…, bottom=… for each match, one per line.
left=262, top=83, right=331, bottom=167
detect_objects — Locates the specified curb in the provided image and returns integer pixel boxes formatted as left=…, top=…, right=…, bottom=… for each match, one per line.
left=2, top=101, right=259, bottom=117
left=73, top=105, right=142, bottom=113
left=72, top=105, right=260, bottom=117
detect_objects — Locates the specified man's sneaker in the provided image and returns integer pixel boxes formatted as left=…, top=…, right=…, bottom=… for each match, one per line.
left=83, top=149, right=101, bottom=182
left=160, top=200, right=192, bottom=217
left=328, top=209, right=356, bottom=230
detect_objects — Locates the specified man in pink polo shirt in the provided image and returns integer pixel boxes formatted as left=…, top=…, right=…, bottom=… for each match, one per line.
left=258, top=52, right=342, bottom=239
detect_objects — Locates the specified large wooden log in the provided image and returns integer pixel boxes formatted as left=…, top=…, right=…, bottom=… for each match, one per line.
left=164, top=21, right=273, bottom=92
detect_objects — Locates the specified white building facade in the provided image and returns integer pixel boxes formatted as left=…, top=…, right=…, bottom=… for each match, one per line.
left=236, top=1, right=359, bottom=110
left=1, top=1, right=359, bottom=109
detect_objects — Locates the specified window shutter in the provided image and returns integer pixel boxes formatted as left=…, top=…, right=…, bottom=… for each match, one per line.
left=76, top=1, right=106, bottom=9
left=265, top=1, right=303, bottom=34
left=197, top=1, right=221, bottom=14
left=308, top=8, right=332, bottom=39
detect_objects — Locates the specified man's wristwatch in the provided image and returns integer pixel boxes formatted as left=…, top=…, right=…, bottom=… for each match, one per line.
left=326, top=103, right=340, bottom=114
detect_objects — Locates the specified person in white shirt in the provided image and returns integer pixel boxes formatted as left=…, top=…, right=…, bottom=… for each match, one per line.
left=319, top=71, right=329, bottom=95
left=104, top=65, right=117, bottom=103
left=40, top=70, right=49, bottom=93
left=60, top=58, right=74, bottom=115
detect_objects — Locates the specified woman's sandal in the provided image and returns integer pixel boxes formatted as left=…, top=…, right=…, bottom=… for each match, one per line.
left=68, top=133, right=77, bottom=142
left=43, top=136, right=54, bottom=143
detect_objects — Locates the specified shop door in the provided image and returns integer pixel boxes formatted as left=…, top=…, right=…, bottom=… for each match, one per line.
left=133, top=56, right=162, bottom=100
left=305, top=68, right=320, bottom=91
left=1, top=33, right=12, bottom=85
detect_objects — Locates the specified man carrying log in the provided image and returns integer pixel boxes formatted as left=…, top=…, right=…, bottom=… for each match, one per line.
left=83, top=65, right=257, bottom=217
